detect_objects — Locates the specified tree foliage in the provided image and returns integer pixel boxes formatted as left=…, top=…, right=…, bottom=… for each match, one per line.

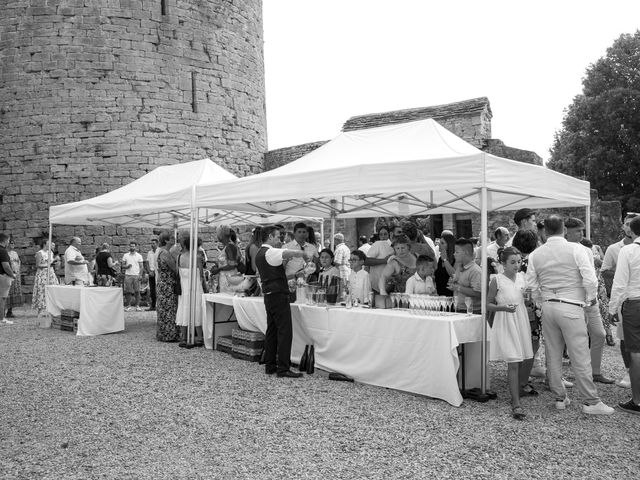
left=548, top=31, right=640, bottom=212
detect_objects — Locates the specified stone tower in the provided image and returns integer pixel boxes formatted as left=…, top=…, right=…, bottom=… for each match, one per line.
left=0, top=0, right=266, bottom=287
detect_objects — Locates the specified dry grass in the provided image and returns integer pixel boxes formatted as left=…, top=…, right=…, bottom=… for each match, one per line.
left=1, top=306, right=638, bottom=479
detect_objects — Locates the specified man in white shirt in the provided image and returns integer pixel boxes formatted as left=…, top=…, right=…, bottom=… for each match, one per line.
left=122, top=241, right=144, bottom=311
left=333, top=233, right=351, bottom=280
left=601, top=212, right=637, bottom=387
left=487, top=227, right=510, bottom=260
left=283, top=223, right=318, bottom=281
left=348, top=250, right=371, bottom=304
left=609, top=216, right=640, bottom=414
left=146, top=238, right=159, bottom=311
left=64, top=237, right=89, bottom=285
left=364, top=226, right=394, bottom=295
left=565, top=217, right=613, bottom=384
left=506, top=208, right=537, bottom=247
left=357, top=235, right=371, bottom=256
left=525, top=215, right=613, bottom=415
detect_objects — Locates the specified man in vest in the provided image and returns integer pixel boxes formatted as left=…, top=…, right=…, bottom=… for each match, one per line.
left=526, top=215, right=614, bottom=415
left=255, top=225, right=312, bottom=378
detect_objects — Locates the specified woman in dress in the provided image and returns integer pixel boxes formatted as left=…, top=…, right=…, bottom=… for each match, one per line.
left=95, top=243, right=118, bottom=286
left=487, top=247, right=533, bottom=420
left=155, top=231, right=181, bottom=342
left=378, top=235, right=417, bottom=295
left=434, top=231, right=457, bottom=296
left=212, top=225, right=243, bottom=293
left=5, top=238, right=22, bottom=318
left=175, top=233, right=205, bottom=347
left=31, top=239, right=60, bottom=317
left=364, top=226, right=394, bottom=295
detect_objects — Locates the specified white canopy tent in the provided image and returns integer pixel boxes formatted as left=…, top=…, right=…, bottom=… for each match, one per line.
left=48, top=158, right=320, bottom=344
left=49, top=158, right=316, bottom=229
left=194, top=119, right=592, bottom=397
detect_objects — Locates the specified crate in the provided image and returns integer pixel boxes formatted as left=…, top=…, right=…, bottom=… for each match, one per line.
left=231, top=343, right=263, bottom=362
left=60, top=309, right=80, bottom=318
left=232, top=328, right=265, bottom=349
left=216, top=335, right=233, bottom=355
left=50, top=315, right=78, bottom=333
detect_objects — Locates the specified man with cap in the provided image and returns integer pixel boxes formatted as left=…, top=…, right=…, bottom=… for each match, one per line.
left=565, top=217, right=614, bottom=384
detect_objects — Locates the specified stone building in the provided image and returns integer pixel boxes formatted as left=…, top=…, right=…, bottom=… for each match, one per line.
left=0, top=0, right=266, bottom=292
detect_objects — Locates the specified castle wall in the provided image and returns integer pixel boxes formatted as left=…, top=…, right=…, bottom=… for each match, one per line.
left=0, top=0, right=266, bottom=290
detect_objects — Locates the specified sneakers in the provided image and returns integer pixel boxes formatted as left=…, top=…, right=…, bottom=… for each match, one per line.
left=562, top=378, right=574, bottom=388
left=556, top=397, right=571, bottom=410
left=618, top=399, right=640, bottom=415
left=1, top=318, right=14, bottom=324
left=616, top=372, right=631, bottom=388
left=582, top=401, right=614, bottom=415
left=135, top=306, right=142, bottom=311
left=125, top=307, right=132, bottom=312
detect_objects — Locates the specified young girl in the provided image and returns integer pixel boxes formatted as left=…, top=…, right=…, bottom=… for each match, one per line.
left=487, top=247, right=533, bottom=420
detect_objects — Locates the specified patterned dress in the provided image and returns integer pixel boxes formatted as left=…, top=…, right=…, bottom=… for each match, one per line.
left=156, top=249, right=180, bottom=342
left=32, top=249, right=59, bottom=314
left=7, top=250, right=22, bottom=308
left=385, top=256, right=417, bottom=294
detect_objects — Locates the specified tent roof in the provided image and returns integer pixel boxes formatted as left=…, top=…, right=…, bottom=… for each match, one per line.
left=49, top=159, right=319, bottom=228
left=195, top=119, right=590, bottom=218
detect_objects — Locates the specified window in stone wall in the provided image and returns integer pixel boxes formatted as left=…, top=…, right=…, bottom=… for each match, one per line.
left=191, top=72, right=198, bottom=113
left=161, top=0, right=169, bottom=15
left=456, top=219, right=473, bottom=239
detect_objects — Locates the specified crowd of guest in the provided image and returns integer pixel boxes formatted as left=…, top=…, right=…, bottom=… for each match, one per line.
left=2, top=210, right=639, bottom=418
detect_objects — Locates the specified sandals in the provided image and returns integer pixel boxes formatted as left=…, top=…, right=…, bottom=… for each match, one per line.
left=511, top=406, right=527, bottom=420
left=520, top=383, right=539, bottom=396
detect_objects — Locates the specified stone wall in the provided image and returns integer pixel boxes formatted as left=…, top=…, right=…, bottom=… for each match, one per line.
left=0, top=0, right=266, bottom=290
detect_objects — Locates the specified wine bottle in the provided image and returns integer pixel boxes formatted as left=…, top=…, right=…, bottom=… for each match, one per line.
left=299, top=345, right=309, bottom=372
left=306, top=345, right=315, bottom=374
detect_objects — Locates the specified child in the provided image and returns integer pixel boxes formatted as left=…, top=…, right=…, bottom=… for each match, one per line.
left=348, top=250, right=371, bottom=304
left=404, top=255, right=436, bottom=295
left=487, top=247, right=533, bottom=420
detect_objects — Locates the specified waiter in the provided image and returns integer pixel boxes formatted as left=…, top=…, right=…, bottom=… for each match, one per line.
left=255, top=225, right=312, bottom=378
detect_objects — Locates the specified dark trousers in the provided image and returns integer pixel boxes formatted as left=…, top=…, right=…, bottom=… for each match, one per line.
left=264, top=292, right=293, bottom=373
left=149, top=273, right=157, bottom=309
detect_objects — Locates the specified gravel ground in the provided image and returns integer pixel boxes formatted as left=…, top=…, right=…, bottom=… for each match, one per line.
left=1, top=307, right=638, bottom=479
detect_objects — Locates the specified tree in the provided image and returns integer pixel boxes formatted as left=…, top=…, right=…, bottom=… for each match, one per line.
left=548, top=31, right=640, bottom=212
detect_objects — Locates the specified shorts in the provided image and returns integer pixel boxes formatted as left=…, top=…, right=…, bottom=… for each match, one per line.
left=124, top=276, right=140, bottom=294
left=0, top=275, right=13, bottom=298
left=621, top=299, right=640, bottom=353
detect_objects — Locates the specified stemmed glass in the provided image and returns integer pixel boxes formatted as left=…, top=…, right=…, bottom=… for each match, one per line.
left=446, top=296, right=454, bottom=313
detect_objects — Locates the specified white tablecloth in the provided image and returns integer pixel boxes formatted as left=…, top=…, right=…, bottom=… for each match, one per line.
left=205, top=294, right=483, bottom=406
left=46, top=285, right=125, bottom=336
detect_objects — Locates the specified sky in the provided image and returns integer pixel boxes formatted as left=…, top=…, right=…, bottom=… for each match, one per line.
left=262, top=0, right=640, bottom=162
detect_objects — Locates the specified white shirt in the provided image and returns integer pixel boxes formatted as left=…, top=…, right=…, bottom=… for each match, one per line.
left=122, top=252, right=144, bottom=276
left=525, top=236, right=597, bottom=304
left=367, top=240, right=394, bottom=293
left=261, top=244, right=284, bottom=267
left=283, top=240, right=317, bottom=277
left=609, top=240, right=640, bottom=314
left=348, top=268, right=371, bottom=303
left=358, top=243, right=371, bottom=255
left=405, top=272, right=436, bottom=295
left=601, top=239, right=625, bottom=273
left=64, top=245, right=86, bottom=283
left=147, top=248, right=159, bottom=273
left=334, top=242, right=351, bottom=279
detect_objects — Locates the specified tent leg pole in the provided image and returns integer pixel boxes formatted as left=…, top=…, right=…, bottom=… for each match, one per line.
left=586, top=204, right=591, bottom=239
left=461, top=185, right=496, bottom=403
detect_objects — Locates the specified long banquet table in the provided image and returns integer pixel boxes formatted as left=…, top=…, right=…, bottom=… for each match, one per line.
left=203, top=293, right=484, bottom=406
left=46, top=285, right=125, bottom=336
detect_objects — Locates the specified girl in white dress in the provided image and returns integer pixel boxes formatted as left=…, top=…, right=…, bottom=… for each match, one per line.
left=175, top=234, right=205, bottom=347
left=487, top=247, right=533, bottom=420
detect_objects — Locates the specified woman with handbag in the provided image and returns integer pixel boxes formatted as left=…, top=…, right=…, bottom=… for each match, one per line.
left=155, top=231, right=181, bottom=342
left=175, top=234, right=205, bottom=347
left=212, top=225, right=244, bottom=293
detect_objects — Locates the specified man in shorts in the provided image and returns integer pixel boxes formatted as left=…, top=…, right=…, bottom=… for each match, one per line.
left=122, top=242, right=144, bottom=311
left=609, top=216, right=640, bottom=414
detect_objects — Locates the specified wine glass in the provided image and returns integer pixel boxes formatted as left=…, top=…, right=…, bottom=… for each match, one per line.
left=446, top=296, right=454, bottom=314
left=464, top=297, right=473, bottom=315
